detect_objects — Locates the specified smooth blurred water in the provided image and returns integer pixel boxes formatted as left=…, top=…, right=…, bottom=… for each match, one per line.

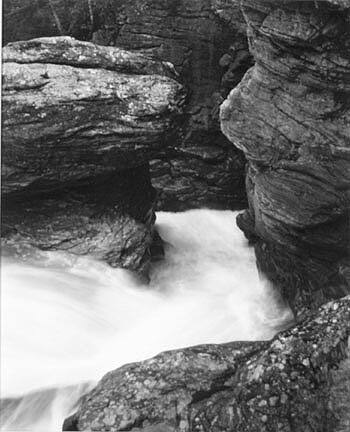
left=0, top=210, right=293, bottom=431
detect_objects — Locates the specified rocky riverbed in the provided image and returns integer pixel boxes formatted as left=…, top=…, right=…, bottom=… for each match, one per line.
left=1, top=0, right=350, bottom=431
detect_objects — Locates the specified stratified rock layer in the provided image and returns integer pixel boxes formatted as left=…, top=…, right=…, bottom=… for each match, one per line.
left=221, top=0, right=350, bottom=311
left=99, top=0, right=251, bottom=209
left=2, top=37, right=185, bottom=194
left=65, top=296, right=350, bottom=432
left=3, top=0, right=253, bottom=209
left=1, top=37, right=184, bottom=272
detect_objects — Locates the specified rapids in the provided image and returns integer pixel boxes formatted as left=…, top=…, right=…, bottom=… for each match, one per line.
left=0, top=210, right=293, bottom=431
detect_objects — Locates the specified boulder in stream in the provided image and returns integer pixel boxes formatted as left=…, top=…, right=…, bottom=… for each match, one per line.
left=65, top=296, right=350, bottom=431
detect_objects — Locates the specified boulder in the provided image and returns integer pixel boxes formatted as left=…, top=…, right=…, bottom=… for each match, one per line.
left=220, top=0, right=350, bottom=311
left=65, top=296, right=350, bottom=431
left=1, top=37, right=184, bottom=272
left=2, top=36, right=185, bottom=194
left=3, top=0, right=253, bottom=210
left=2, top=166, right=157, bottom=275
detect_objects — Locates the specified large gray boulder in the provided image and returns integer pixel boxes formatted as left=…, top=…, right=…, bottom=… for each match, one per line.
left=65, top=296, right=350, bottom=431
left=1, top=37, right=185, bottom=273
left=2, top=37, right=185, bottom=194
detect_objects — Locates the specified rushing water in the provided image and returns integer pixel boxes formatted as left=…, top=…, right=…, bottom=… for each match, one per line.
left=0, top=210, right=293, bottom=431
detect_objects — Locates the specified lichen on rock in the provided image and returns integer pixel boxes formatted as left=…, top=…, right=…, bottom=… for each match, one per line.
left=65, top=296, right=350, bottom=431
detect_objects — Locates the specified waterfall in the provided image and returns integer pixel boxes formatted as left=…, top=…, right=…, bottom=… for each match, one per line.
left=0, top=210, right=293, bottom=431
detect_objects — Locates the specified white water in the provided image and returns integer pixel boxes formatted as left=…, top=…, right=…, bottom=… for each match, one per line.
left=0, top=210, right=293, bottom=431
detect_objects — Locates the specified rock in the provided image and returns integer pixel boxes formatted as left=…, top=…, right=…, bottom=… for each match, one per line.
left=63, top=341, right=268, bottom=431
left=2, top=166, right=156, bottom=275
left=1, top=37, right=185, bottom=272
left=2, top=36, right=185, bottom=194
left=330, top=353, right=350, bottom=432
left=96, top=0, right=252, bottom=210
left=150, top=146, right=246, bottom=210
left=66, top=296, right=350, bottom=431
left=220, top=0, right=350, bottom=311
left=2, top=36, right=175, bottom=77
left=3, top=1, right=253, bottom=210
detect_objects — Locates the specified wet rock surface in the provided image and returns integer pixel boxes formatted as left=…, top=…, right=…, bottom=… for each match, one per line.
left=65, top=296, right=350, bottom=432
left=220, top=0, right=350, bottom=311
left=1, top=37, right=183, bottom=272
left=2, top=166, right=157, bottom=275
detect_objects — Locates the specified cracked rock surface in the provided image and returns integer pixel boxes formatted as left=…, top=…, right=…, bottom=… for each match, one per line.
left=220, top=0, right=350, bottom=311
left=65, top=296, right=350, bottom=432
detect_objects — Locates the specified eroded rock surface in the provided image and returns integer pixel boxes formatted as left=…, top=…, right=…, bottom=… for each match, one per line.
left=1, top=37, right=185, bottom=272
left=2, top=166, right=157, bottom=274
left=3, top=0, right=253, bottom=210
left=221, top=0, right=350, bottom=311
left=2, top=37, right=185, bottom=194
left=65, top=296, right=350, bottom=432
left=93, top=0, right=251, bottom=210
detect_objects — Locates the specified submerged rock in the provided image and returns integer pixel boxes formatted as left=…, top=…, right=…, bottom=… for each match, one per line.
left=220, top=0, right=350, bottom=311
left=1, top=37, right=184, bottom=273
left=65, top=296, right=350, bottom=431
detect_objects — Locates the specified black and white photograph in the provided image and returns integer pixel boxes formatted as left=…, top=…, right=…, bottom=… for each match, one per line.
left=1, top=0, right=349, bottom=431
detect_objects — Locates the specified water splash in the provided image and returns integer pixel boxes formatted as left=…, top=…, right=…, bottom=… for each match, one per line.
left=0, top=210, right=293, bottom=431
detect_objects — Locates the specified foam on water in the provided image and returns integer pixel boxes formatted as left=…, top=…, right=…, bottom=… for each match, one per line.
left=0, top=210, right=293, bottom=431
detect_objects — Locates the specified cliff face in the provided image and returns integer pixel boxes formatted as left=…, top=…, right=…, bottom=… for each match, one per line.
left=221, top=0, right=350, bottom=311
left=65, top=296, right=350, bottom=432
left=1, top=37, right=185, bottom=274
left=3, top=0, right=253, bottom=210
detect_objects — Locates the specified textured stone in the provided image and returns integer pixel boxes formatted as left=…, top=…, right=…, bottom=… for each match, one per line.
left=64, top=341, right=267, bottom=431
left=3, top=1, right=253, bottom=210
left=105, top=0, right=251, bottom=210
left=2, top=166, right=157, bottom=275
left=66, top=296, right=350, bottom=432
left=220, top=0, right=350, bottom=311
left=2, top=36, right=185, bottom=194
left=1, top=37, right=184, bottom=272
left=2, top=36, right=175, bottom=76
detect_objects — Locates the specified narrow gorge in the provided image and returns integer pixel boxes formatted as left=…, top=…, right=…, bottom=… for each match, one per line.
left=1, top=1, right=349, bottom=432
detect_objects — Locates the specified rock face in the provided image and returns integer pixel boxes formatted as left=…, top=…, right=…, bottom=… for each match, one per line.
left=65, top=296, right=350, bottom=432
left=220, top=0, right=350, bottom=311
left=1, top=37, right=185, bottom=273
left=2, top=37, right=184, bottom=194
left=89, top=0, right=252, bottom=210
left=2, top=167, right=156, bottom=274
left=3, top=0, right=253, bottom=210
